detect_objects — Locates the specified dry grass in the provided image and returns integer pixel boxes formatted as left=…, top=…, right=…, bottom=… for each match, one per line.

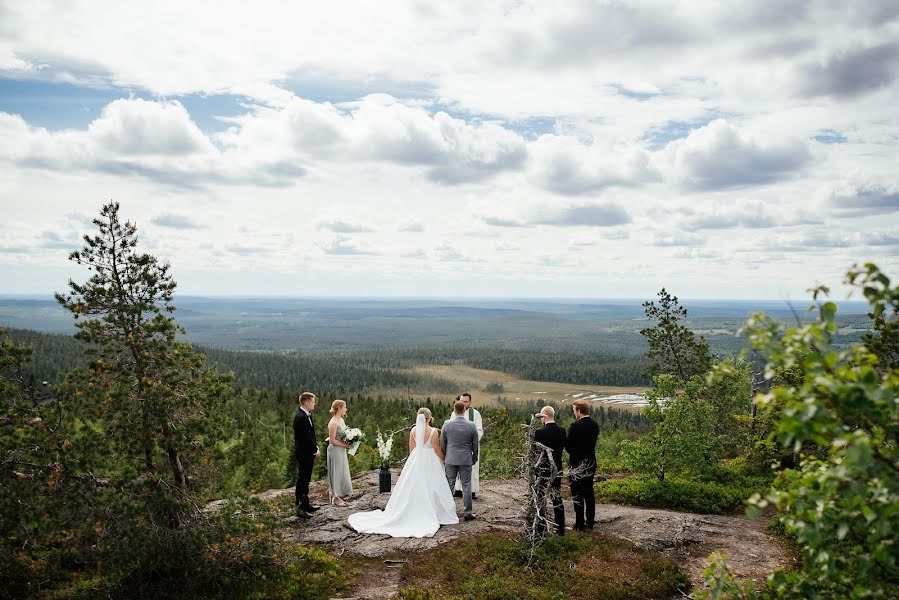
left=379, top=363, right=648, bottom=411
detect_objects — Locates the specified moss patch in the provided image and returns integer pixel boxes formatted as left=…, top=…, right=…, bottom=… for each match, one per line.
left=398, top=530, right=687, bottom=599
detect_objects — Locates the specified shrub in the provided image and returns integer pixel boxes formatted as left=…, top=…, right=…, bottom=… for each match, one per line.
left=596, top=473, right=770, bottom=514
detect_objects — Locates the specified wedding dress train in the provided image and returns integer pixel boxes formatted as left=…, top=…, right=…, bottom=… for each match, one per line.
left=348, top=414, right=459, bottom=538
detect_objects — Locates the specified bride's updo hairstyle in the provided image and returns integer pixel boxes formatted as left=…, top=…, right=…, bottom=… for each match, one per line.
left=417, top=407, right=432, bottom=422
left=329, top=399, right=346, bottom=416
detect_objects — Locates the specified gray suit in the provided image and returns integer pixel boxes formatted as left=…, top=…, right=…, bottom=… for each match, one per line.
left=441, top=415, right=479, bottom=516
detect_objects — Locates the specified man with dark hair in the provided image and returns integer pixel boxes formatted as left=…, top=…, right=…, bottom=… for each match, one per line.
left=294, top=391, right=320, bottom=518
left=566, top=399, right=599, bottom=530
left=534, top=406, right=566, bottom=536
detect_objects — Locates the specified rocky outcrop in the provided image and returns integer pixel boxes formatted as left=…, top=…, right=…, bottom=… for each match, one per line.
left=265, top=470, right=792, bottom=598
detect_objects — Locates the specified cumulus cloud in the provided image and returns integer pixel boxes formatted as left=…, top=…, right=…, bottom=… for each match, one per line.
left=218, top=94, right=528, bottom=184
left=652, top=232, right=705, bottom=247
left=493, top=1, right=698, bottom=69
left=483, top=202, right=631, bottom=228
left=681, top=202, right=819, bottom=230
left=36, top=229, right=79, bottom=250
left=151, top=212, right=208, bottom=230
left=433, top=242, right=482, bottom=262
left=529, top=135, right=659, bottom=195
left=401, top=249, right=428, bottom=259
left=87, top=98, right=216, bottom=156
left=0, top=101, right=300, bottom=189
left=397, top=220, right=425, bottom=232
left=798, top=42, right=899, bottom=98
left=672, top=248, right=721, bottom=260
left=318, top=219, right=376, bottom=233
left=829, top=183, right=899, bottom=216
left=536, top=203, right=632, bottom=227
left=664, top=120, right=811, bottom=190
left=760, top=231, right=854, bottom=252
left=865, top=232, right=899, bottom=247
left=224, top=243, right=270, bottom=255
left=322, top=236, right=375, bottom=255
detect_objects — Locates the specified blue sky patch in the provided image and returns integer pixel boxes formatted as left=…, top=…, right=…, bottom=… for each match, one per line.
left=813, top=130, right=847, bottom=144
left=0, top=78, right=249, bottom=134
left=642, top=119, right=712, bottom=150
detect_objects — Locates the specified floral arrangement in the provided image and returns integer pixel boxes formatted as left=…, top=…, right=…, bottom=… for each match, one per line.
left=376, top=430, right=394, bottom=469
left=339, top=427, right=365, bottom=456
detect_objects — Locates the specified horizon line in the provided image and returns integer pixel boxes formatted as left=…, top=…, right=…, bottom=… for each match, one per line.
left=0, top=293, right=872, bottom=305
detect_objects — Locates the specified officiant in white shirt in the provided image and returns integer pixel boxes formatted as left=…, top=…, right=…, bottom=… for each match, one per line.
left=451, top=393, right=483, bottom=499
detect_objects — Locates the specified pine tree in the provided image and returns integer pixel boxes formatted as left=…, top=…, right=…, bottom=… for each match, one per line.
left=55, top=202, right=231, bottom=515
left=640, top=288, right=712, bottom=383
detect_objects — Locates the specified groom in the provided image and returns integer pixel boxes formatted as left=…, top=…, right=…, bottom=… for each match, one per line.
left=441, top=400, right=479, bottom=521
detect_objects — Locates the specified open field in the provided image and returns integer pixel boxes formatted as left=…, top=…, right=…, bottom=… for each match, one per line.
left=386, top=364, right=649, bottom=411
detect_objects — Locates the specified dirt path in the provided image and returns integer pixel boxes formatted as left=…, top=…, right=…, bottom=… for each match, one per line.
left=270, top=471, right=791, bottom=599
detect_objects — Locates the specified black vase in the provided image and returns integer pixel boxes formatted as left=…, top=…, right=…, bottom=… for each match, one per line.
left=379, top=467, right=391, bottom=493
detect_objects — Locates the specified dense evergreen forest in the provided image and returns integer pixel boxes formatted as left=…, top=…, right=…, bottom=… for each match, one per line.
left=4, top=327, right=653, bottom=389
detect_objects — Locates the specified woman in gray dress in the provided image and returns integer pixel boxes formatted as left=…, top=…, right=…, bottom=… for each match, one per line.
left=327, top=399, right=354, bottom=506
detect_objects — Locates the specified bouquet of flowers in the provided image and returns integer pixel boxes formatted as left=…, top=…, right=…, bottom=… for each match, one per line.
left=340, top=427, right=365, bottom=456
left=376, top=430, right=394, bottom=469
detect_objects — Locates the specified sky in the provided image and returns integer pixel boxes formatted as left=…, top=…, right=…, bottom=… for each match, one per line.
left=1, top=0, right=898, bottom=300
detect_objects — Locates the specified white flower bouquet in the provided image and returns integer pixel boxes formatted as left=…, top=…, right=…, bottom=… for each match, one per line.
left=376, top=430, right=394, bottom=468
left=340, top=427, right=365, bottom=456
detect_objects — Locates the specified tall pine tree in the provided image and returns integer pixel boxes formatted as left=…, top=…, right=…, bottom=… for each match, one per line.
left=55, top=202, right=231, bottom=517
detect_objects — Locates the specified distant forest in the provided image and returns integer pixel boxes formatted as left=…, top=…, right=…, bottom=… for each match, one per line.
left=6, top=303, right=871, bottom=393
left=3, top=327, right=653, bottom=390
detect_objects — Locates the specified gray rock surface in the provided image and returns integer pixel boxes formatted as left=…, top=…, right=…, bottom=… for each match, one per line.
left=261, top=471, right=792, bottom=598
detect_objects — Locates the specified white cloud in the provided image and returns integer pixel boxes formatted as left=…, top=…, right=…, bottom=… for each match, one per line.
left=218, top=94, right=528, bottom=184
left=482, top=201, right=631, bottom=229
left=652, top=232, right=705, bottom=247
left=662, top=119, right=811, bottom=190
left=528, top=135, right=659, bottom=195
left=317, top=219, right=376, bottom=234
left=87, top=98, right=215, bottom=156
left=398, top=220, right=425, bottom=232
left=152, top=212, right=208, bottom=230
left=433, top=242, right=482, bottom=263
left=829, top=182, right=899, bottom=216
left=322, top=236, right=376, bottom=256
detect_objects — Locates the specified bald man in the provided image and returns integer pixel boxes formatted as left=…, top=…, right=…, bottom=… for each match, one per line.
left=534, top=406, right=566, bottom=535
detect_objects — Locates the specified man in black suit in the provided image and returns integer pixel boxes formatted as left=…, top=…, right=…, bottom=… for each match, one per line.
left=534, top=405, right=566, bottom=536
left=565, top=399, right=600, bottom=530
left=293, top=391, right=321, bottom=518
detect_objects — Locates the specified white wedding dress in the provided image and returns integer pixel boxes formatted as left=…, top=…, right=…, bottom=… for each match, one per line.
left=348, top=414, right=459, bottom=537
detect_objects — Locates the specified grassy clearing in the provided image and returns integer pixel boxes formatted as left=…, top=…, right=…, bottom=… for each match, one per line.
left=378, top=364, right=648, bottom=410
left=398, top=530, right=688, bottom=599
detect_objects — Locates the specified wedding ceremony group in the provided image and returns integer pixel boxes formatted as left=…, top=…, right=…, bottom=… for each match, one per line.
left=292, top=390, right=601, bottom=538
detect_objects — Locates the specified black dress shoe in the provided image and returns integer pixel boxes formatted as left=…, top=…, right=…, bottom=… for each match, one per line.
left=296, top=509, right=313, bottom=519
left=453, top=490, right=463, bottom=498
left=464, top=514, right=476, bottom=521
left=471, top=493, right=478, bottom=500
left=306, top=505, right=321, bottom=512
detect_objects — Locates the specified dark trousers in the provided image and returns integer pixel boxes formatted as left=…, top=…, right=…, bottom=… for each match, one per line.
left=536, top=474, right=565, bottom=535
left=570, top=469, right=595, bottom=529
left=295, top=455, right=314, bottom=509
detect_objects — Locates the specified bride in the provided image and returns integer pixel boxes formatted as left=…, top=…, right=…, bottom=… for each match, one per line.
left=348, top=407, right=459, bottom=537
